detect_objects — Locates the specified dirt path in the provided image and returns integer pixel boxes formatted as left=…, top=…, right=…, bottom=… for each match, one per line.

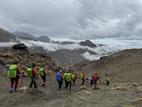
left=0, top=74, right=142, bottom=107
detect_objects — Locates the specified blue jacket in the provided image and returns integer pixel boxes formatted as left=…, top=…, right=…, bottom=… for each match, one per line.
left=56, top=72, right=62, bottom=81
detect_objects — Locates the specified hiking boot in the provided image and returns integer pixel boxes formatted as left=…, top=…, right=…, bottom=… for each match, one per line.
left=34, top=86, right=37, bottom=88
left=10, top=90, right=13, bottom=93
left=42, top=84, right=45, bottom=87
left=14, top=89, right=17, bottom=92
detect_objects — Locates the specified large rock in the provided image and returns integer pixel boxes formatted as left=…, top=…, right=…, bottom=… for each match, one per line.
left=79, top=40, right=96, bottom=48
left=12, top=43, right=28, bottom=51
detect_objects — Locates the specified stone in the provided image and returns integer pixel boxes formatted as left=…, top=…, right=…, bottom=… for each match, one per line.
left=79, top=85, right=88, bottom=90
left=12, top=43, right=28, bottom=51
left=80, top=97, right=86, bottom=101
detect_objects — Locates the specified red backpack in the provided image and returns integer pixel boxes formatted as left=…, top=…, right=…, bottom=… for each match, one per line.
left=93, top=74, right=98, bottom=81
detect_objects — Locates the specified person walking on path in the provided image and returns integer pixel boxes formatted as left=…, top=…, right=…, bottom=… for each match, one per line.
left=7, top=62, right=21, bottom=93
left=92, top=72, right=99, bottom=89
left=105, top=74, right=110, bottom=87
left=64, top=70, right=72, bottom=90
left=29, top=64, right=38, bottom=88
left=38, top=65, right=48, bottom=87
left=55, top=69, right=63, bottom=90
left=80, top=72, right=85, bottom=85
left=72, top=72, right=77, bottom=86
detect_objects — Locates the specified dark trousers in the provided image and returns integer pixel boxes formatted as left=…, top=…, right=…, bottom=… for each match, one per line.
left=90, top=79, right=93, bottom=87
left=94, top=80, right=97, bottom=89
left=41, top=74, right=46, bottom=87
left=66, top=81, right=71, bottom=90
left=81, top=79, right=85, bottom=85
left=57, top=80, right=63, bottom=90
left=72, top=80, right=76, bottom=86
left=29, top=77, right=37, bottom=88
left=41, top=75, right=46, bottom=82
left=106, top=81, right=110, bottom=86
left=10, top=76, right=19, bottom=91
left=65, top=80, right=67, bottom=88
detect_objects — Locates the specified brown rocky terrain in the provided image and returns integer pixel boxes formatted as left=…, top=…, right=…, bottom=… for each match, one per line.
left=0, top=47, right=56, bottom=73
left=74, top=48, right=142, bottom=83
left=0, top=44, right=142, bottom=107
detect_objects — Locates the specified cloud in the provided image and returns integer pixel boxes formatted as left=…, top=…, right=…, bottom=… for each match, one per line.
left=0, top=0, right=142, bottom=39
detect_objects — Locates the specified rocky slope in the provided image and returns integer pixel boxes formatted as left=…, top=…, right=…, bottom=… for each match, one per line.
left=0, top=28, right=16, bottom=42
left=74, top=48, right=142, bottom=83
left=0, top=45, right=57, bottom=74
left=48, top=49, right=87, bottom=69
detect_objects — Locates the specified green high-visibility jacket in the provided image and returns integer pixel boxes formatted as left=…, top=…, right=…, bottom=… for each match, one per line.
left=7, top=64, right=17, bottom=78
left=64, top=73, right=72, bottom=82
left=38, top=67, right=44, bottom=76
left=64, top=72, right=68, bottom=80
left=26, top=68, right=32, bottom=77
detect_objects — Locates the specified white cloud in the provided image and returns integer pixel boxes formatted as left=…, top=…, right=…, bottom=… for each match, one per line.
left=0, top=0, right=142, bottom=39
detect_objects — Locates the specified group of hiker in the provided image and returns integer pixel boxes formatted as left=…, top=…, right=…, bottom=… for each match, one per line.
left=7, top=62, right=110, bottom=93
left=7, top=62, right=49, bottom=93
left=55, top=68, right=110, bottom=90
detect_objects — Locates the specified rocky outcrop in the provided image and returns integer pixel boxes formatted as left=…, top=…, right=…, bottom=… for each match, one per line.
left=79, top=40, right=96, bottom=48
left=0, top=47, right=57, bottom=73
left=12, top=43, right=28, bottom=51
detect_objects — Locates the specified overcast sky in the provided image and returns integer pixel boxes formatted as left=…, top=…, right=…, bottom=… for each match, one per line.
left=0, top=0, right=142, bottom=39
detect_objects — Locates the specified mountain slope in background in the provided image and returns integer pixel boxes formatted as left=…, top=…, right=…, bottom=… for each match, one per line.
left=14, top=31, right=37, bottom=40
left=37, top=36, right=51, bottom=42
left=0, top=28, right=16, bottom=42
left=14, top=31, right=51, bottom=42
left=74, top=49, right=142, bottom=82
left=48, top=49, right=87, bottom=68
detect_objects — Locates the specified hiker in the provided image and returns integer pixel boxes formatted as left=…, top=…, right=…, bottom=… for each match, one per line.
left=45, top=65, right=50, bottom=81
left=105, top=74, right=110, bottom=86
left=64, top=70, right=72, bottom=90
left=38, top=65, right=48, bottom=87
left=29, top=64, right=38, bottom=88
left=92, top=72, right=99, bottom=89
left=80, top=72, right=85, bottom=85
left=7, top=62, right=21, bottom=93
left=64, top=71, right=68, bottom=88
left=55, top=69, right=63, bottom=90
left=72, top=72, right=77, bottom=86
left=26, top=66, right=32, bottom=77
left=88, top=75, right=93, bottom=87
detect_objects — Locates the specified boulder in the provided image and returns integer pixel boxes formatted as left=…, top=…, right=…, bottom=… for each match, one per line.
left=79, top=85, right=88, bottom=90
left=12, top=43, right=28, bottom=51
left=111, top=83, right=131, bottom=91
left=80, top=97, right=86, bottom=101
left=84, top=90, right=92, bottom=95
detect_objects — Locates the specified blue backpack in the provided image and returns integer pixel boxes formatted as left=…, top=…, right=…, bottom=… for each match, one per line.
left=56, top=72, right=62, bottom=81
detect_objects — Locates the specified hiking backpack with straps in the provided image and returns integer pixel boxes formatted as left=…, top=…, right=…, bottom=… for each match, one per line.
left=7, top=64, right=17, bottom=78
